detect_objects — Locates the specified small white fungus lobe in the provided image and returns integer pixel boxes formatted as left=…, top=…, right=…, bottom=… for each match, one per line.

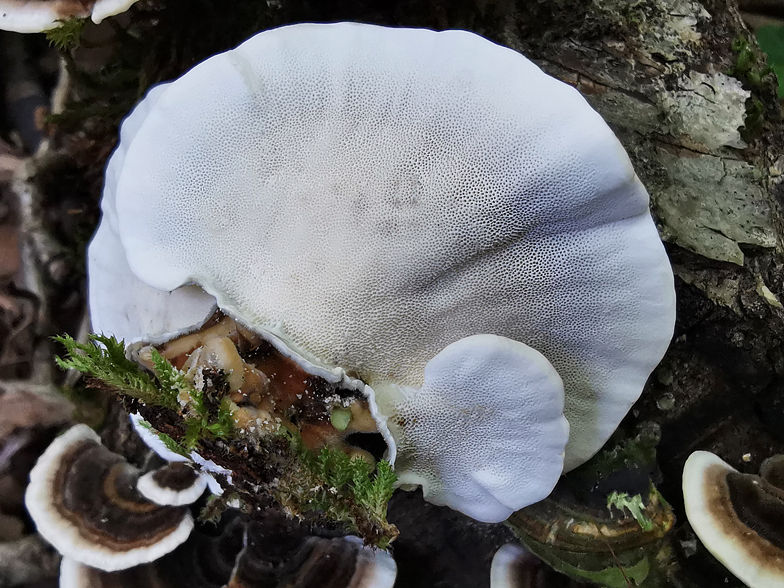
left=375, top=334, right=568, bottom=522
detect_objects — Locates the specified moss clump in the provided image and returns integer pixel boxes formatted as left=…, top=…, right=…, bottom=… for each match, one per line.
left=45, top=17, right=87, bottom=52
left=55, top=333, right=234, bottom=447
left=279, top=434, right=398, bottom=548
left=726, top=35, right=779, bottom=140
left=729, top=36, right=774, bottom=89
left=54, top=333, right=398, bottom=546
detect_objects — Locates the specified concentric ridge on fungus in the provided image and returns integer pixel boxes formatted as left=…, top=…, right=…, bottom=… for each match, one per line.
left=25, top=424, right=194, bottom=571
left=683, top=451, right=784, bottom=588
left=89, top=23, right=675, bottom=523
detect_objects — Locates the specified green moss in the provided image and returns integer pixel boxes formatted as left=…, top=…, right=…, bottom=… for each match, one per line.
left=726, top=35, right=778, bottom=140
left=54, top=333, right=397, bottom=546
left=729, top=36, right=774, bottom=89
left=136, top=417, right=190, bottom=458
left=607, top=491, right=654, bottom=531
left=54, top=333, right=234, bottom=446
left=45, top=17, right=87, bottom=52
left=54, top=334, right=162, bottom=405
left=279, top=430, right=398, bottom=548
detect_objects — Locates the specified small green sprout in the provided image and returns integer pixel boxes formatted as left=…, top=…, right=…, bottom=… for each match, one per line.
left=45, top=18, right=87, bottom=52
left=183, top=395, right=235, bottom=449
left=330, top=407, right=352, bottom=431
left=606, top=491, right=654, bottom=531
left=137, top=418, right=190, bottom=458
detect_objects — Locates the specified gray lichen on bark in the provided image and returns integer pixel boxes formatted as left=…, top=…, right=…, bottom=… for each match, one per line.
left=525, top=0, right=779, bottom=268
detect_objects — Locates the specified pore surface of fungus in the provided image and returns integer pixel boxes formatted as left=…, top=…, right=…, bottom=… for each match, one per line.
left=24, top=424, right=194, bottom=571
left=0, top=0, right=139, bottom=33
left=683, top=450, right=784, bottom=588
left=88, top=84, right=217, bottom=346
left=90, top=23, right=675, bottom=522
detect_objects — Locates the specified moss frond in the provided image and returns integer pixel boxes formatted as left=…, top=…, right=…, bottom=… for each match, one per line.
left=136, top=417, right=190, bottom=458
left=149, top=347, right=191, bottom=408
left=280, top=431, right=398, bottom=547
left=54, top=334, right=159, bottom=405
left=54, top=334, right=234, bottom=445
left=46, top=18, right=87, bottom=52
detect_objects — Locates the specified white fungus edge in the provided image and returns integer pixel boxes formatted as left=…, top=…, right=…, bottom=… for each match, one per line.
left=490, top=544, right=532, bottom=588
left=137, top=466, right=209, bottom=507
left=683, top=450, right=782, bottom=588
left=343, top=536, right=397, bottom=588
left=0, top=2, right=77, bottom=33
left=59, top=556, right=94, bottom=588
left=129, top=413, right=228, bottom=496
left=0, top=0, right=139, bottom=33
left=91, top=0, right=141, bottom=23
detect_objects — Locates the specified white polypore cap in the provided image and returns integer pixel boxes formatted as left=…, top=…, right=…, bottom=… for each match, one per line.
left=490, top=544, right=537, bottom=588
left=377, top=334, right=568, bottom=522
left=0, top=0, right=140, bottom=33
left=88, top=84, right=217, bottom=345
left=137, top=463, right=208, bottom=507
left=92, top=23, right=675, bottom=517
left=24, top=424, right=194, bottom=572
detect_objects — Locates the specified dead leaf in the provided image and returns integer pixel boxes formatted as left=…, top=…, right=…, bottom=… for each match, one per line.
left=0, top=389, right=72, bottom=442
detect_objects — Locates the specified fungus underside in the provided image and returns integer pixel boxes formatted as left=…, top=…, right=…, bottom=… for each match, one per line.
left=53, top=333, right=398, bottom=546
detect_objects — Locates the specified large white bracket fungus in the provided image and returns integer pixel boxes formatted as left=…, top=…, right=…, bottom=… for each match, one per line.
left=0, top=0, right=140, bottom=33
left=89, top=23, right=675, bottom=523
